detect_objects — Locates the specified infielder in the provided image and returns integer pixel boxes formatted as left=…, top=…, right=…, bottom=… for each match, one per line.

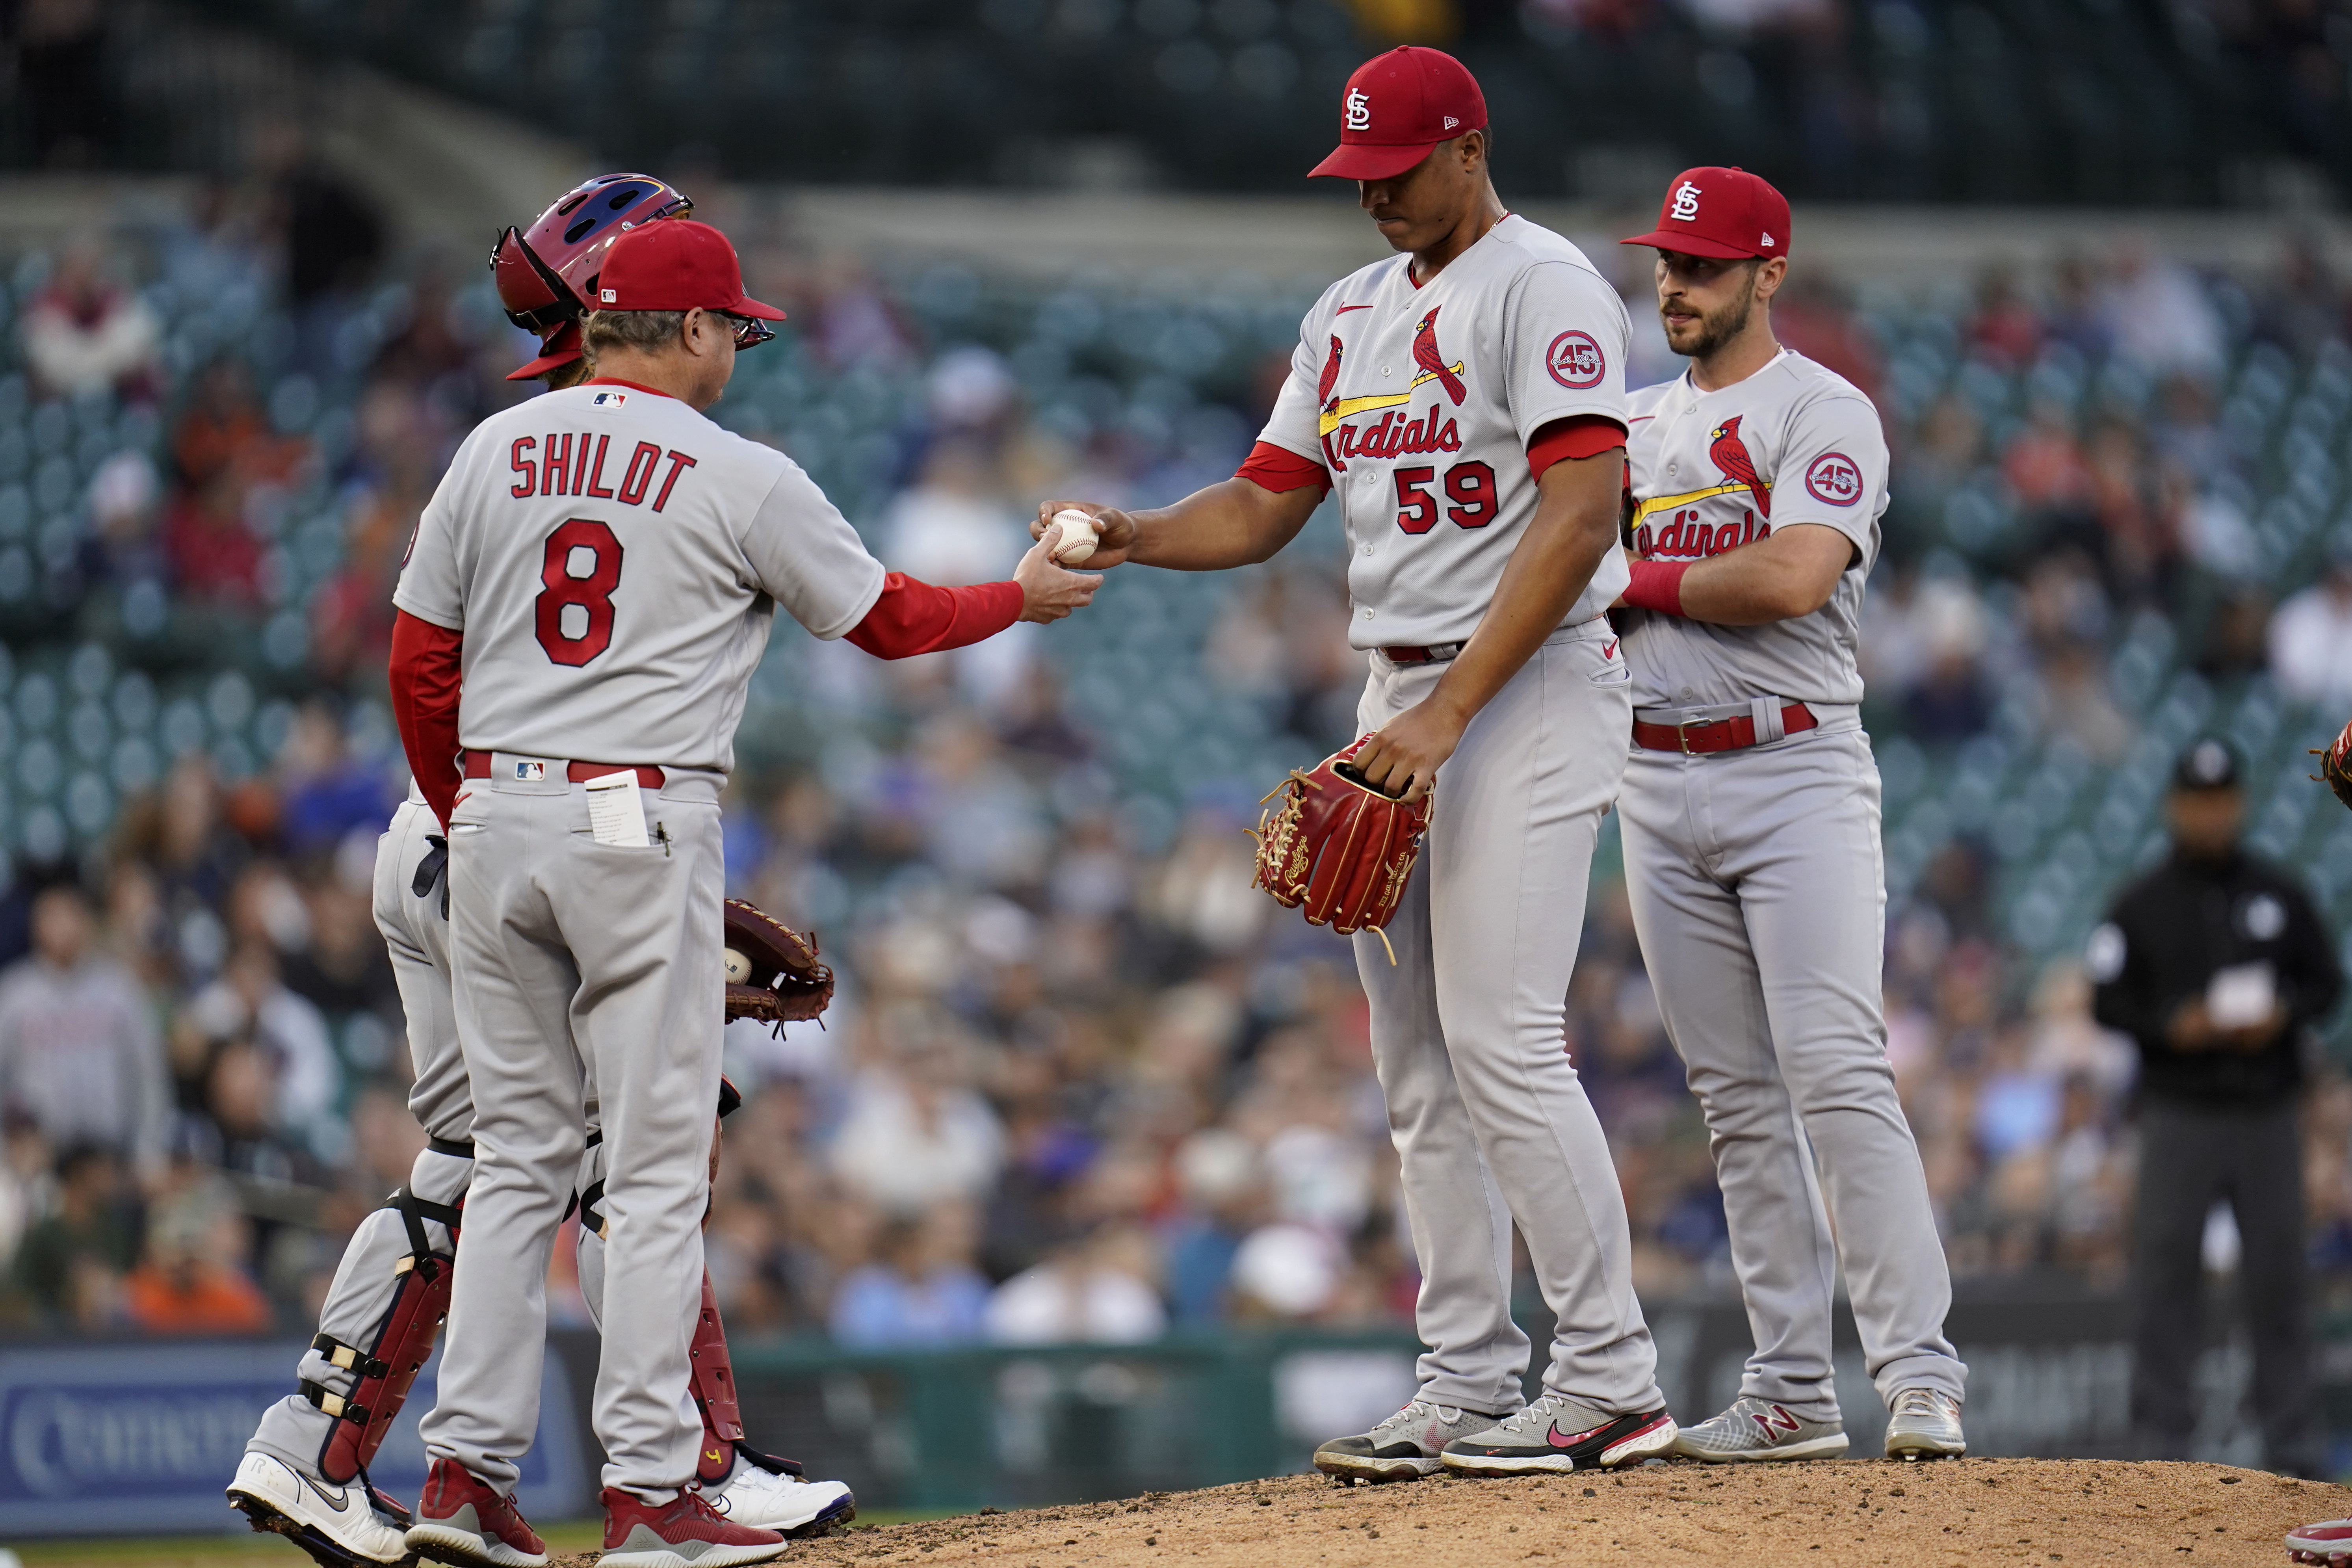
left=1039, top=46, right=1674, bottom=1479
left=387, top=217, right=1099, bottom=1566
left=229, top=176, right=858, bottom=1568
left=1611, top=168, right=1966, bottom=1461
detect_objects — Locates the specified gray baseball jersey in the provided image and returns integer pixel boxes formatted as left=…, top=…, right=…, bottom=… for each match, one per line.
left=1619, top=350, right=1886, bottom=708
left=394, top=382, right=886, bottom=771
left=399, top=379, right=862, bottom=1496
left=1256, top=213, right=1635, bottom=650
left=1245, top=216, right=1664, bottom=1431
left=1614, top=347, right=1962, bottom=1432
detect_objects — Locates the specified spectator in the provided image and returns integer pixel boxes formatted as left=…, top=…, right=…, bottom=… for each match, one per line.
left=828, top=1209, right=991, bottom=1347
left=2267, top=531, right=2352, bottom=711
left=985, top=1226, right=1166, bottom=1345
left=2088, top=738, right=2342, bottom=1477
left=0, top=885, right=170, bottom=1175
left=122, top=1161, right=272, bottom=1334
left=18, top=238, right=160, bottom=401
left=10, top=1142, right=139, bottom=1328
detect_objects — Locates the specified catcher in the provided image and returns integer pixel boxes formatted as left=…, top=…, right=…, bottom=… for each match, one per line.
left=230, top=176, right=853, bottom=1568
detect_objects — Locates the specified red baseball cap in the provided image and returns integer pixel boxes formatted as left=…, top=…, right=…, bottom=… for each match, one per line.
left=594, top=219, right=786, bottom=320
left=1620, top=167, right=1791, bottom=260
left=1308, top=46, right=1488, bottom=181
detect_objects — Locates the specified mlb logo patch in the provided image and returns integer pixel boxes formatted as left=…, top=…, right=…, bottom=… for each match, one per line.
left=513, top=760, right=546, bottom=782
left=600, top=288, right=617, bottom=303
left=591, top=391, right=628, bottom=409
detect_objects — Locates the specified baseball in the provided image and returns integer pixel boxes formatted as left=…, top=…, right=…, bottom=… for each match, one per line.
left=723, top=947, right=753, bottom=985
left=1049, top=508, right=1100, bottom=565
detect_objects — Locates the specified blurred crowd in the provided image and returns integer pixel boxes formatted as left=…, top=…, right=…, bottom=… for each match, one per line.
left=0, top=171, right=2349, bottom=1351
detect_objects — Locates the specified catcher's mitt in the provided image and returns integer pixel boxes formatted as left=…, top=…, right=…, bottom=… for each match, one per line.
left=1250, top=737, right=1430, bottom=957
left=2315, top=721, right=2352, bottom=812
left=723, top=899, right=833, bottom=1026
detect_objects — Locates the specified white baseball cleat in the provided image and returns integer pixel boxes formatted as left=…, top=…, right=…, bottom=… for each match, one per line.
left=227, top=1450, right=417, bottom=1567
left=711, top=1463, right=857, bottom=1536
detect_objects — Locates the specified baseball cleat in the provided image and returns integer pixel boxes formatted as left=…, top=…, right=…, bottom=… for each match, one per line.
left=599, top=1484, right=787, bottom=1567
left=711, top=1462, right=856, bottom=1536
left=1439, top=1394, right=1677, bottom=1475
left=1882, top=1387, right=1966, bottom=1461
left=1672, top=1397, right=1849, bottom=1463
left=227, top=1451, right=417, bottom=1567
left=2286, top=1517, right=2352, bottom=1563
left=1313, top=1398, right=1503, bottom=1483
left=405, top=1458, right=548, bottom=1568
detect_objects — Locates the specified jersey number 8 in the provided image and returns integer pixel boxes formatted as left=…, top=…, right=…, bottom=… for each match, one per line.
left=1393, top=461, right=1497, bottom=534
left=535, top=518, right=624, bottom=666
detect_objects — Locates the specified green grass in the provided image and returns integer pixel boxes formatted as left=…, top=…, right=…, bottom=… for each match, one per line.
left=7, top=1508, right=959, bottom=1565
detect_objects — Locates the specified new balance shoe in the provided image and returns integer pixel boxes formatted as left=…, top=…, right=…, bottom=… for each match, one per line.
left=227, top=1450, right=415, bottom=1567
left=405, top=1458, right=548, bottom=1568
left=1882, top=1387, right=1966, bottom=1461
left=712, top=1460, right=856, bottom=1536
left=600, top=1484, right=787, bottom=1568
left=1672, top=1397, right=1849, bottom=1463
left=2288, top=1517, right=2352, bottom=1564
left=1440, top=1393, right=1677, bottom=1475
left=1313, top=1398, right=1503, bottom=1482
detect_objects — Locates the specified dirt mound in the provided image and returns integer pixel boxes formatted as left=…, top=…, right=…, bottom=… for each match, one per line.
left=550, top=1459, right=2342, bottom=1568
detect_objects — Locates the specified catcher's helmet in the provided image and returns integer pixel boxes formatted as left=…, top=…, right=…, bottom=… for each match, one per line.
left=492, top=173, right=693, bottom=381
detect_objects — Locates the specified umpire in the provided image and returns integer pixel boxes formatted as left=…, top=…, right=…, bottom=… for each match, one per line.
left=2089, top=737, right=2342, bottom=1475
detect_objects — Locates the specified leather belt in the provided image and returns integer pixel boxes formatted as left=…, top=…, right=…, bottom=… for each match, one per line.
left=462, top=751, right=664, bottom=788
left=1632, top=702, right=1817, bottom=754
left=1382, top=643, right=1462, bottom=665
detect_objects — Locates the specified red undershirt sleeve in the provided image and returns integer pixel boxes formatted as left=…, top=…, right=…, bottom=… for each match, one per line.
left=389, top=609, right=464, bottom=829
left=845, top=573, right=1024, bottom=659
left=1527, top=413, right=1629, bottom=482
left=1235, top=441, right=1332, bottom=495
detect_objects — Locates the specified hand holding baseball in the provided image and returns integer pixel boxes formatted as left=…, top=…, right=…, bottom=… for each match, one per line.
left=1031, top=500, right=1137, bottom=570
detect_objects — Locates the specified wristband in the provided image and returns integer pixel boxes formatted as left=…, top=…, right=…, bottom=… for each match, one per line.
left=1622, top=558, right=1689, bottom=616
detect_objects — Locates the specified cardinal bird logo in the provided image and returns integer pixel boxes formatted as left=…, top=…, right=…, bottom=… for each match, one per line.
left=1709, top=414, right=1771, bottom=517
left=1410, top=307, right=1468, bottom=406
left=1318, top=334, right=1345, bottom=412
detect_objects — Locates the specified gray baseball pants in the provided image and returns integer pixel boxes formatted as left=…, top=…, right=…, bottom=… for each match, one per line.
left=1617, top=719, right=1964, bottom=1419
left=418, top=760, right=725, bottom=1497
left=1351, top=618, right=1665, bottom=1418
left=249, top=798, right=474, bottom=1475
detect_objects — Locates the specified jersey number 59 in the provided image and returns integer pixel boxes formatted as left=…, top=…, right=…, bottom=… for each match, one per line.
left=1393, top=461, right=1497, bottom=534
left=535, top=518, right=624, bottom=666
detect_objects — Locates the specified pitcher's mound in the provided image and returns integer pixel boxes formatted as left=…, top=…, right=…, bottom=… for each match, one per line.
left=555, top=1459, right=2343, bottom=1568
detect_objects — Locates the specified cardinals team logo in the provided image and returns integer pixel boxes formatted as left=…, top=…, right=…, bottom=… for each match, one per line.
left=1709, top=414, right=1771, bottom=517
left=1317, top=334, right=1345, bottom=414
left=1345, top=88, right=1371, bottom=130
left=1410, top=307, right=1467, bottom=406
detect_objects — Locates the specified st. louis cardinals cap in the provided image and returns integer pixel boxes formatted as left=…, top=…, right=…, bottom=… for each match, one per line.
left=1308, top=46, right=1488, bottom=181
left=1620, top=167, right=1791, bottom=261
left=594, top=219, right=786, bottom=320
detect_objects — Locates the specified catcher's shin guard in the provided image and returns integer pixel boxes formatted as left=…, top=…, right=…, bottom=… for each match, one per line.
left=304, top=1142, right=469, bottom=1486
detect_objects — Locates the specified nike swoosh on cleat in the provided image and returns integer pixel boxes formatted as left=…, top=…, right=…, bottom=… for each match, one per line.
left=1547, top=1423, right=1607, bottom=1449
left=294, top=1469, right=355, bottom=1515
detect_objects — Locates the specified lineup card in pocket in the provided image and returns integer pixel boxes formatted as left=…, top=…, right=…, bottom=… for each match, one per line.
left=585, top=771, right=652, bottom=847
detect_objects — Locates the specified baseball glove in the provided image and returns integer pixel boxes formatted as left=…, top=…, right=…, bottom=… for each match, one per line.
left=2315, top=720, right=2352, bottom=812
left=723, top=899, right=833, bottom=1026
left=1250, top=738, right=1430, bottom=958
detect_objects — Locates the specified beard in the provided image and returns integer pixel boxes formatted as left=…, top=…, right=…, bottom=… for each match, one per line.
left=1663, top=277, right=1758, bottom=358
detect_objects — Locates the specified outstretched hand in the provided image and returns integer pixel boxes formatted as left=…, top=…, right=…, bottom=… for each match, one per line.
left=1032, top=500, right=1139, bottom=570
left=1014, top=526, right=1105, bottom=624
